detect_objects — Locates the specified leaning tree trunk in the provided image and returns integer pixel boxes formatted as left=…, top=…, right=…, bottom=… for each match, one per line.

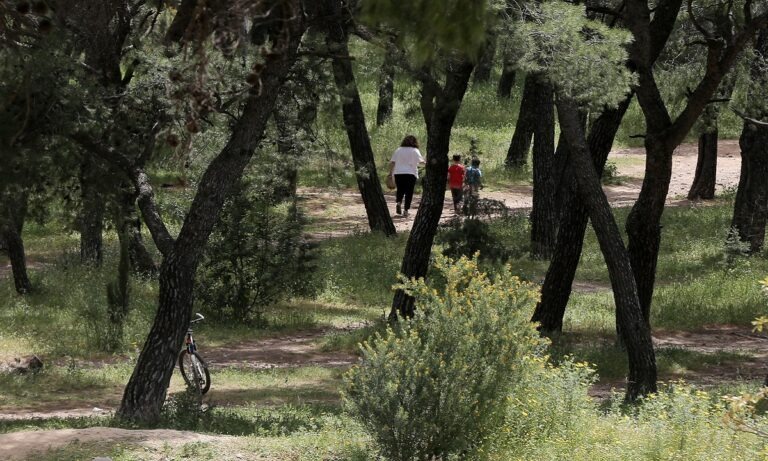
left=326, top=14, right=396, bottom=236
left=117, top=9, right=305, bottom=423
left=0, top=193, right=32, bottom=294
left=530, top=82, right=557, bottom=259
left=376, top=45, right=395, bottom=126
left=557, top=99, right=657, bottom=401
left=497, top=58, right=516, bottom=98
left=79, top=157, right=105, bottom=266
left=390, top=59, right=475, bottom=319
left=532, top=98, right=633, bottom=332
left=473, top=33, right=496, bottom=84
left=505, top=74, right=543, bottom=167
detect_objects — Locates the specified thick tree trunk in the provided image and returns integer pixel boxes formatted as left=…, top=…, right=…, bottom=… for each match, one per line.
left=688, top=125, right=718, bottom=200
left=530, top=83, right=557, bottom=259
left=326, top=7, right=396, bottom=236
left=731, top=120, right=768, bottom=253
left=376, top=46, right=395, bottom=126
left=390, top=59, right=475, bottom=319
left=731, top=30, right=768, bottom=254
left=557, top=99, right=657, bottom=401
left=117, top=8, right=305, bottom=423
left=473, top=34, right=496, bottom=84
left=1, top=193, right=32, bottom=294
left=497, top=59, right=516, bottom=98
left=79, top=158, right=105, bottom=266
left=532, top=98, right=633, bottom=332
left=505, top=74, right=542, bottom=167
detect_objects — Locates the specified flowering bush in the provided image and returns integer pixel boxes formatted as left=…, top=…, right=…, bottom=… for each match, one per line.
left=343, top=256, right=545, bottom=460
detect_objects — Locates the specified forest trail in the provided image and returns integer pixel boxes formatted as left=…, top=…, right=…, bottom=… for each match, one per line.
left=303, top=140, right=742, bottom=237
left=0, top=427, right=231, bottom=460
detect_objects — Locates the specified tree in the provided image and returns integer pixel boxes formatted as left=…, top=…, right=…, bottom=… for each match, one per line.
left=731, top=29, right=768, bottom=253
left=473, top=32, right=497, bottom=84
left=324, top=0, right=396, bottom=236
left=529, top=81, right=558, bottom=259
left=376, top=44, right=396, bottom=126
left=71, top=1, right=309, bottom=424
left=504, top=73, right=541, bottom=167
left=624, top=0, right=768, bottom=321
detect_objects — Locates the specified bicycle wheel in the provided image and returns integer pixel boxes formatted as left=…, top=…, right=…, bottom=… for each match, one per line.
left=178, top=350, right=211, bottom=394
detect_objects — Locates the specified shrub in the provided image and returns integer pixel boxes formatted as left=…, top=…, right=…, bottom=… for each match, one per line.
left=196, top=175, right=316, bottom=325
left=343, top=256, right=545, bottom=460
left=437, top=199, right=512, bottom=263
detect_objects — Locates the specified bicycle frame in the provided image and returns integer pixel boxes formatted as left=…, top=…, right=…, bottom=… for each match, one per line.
left=184, top=312, right=205, bottom=354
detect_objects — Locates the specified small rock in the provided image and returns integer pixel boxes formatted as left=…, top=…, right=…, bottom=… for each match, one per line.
left=92, top=458, right=113, bottom=461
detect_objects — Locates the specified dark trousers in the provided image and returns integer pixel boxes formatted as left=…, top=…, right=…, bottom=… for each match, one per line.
left=395, top=174, right=417, bottom=210
left=450, top=188, right=463, bottom=207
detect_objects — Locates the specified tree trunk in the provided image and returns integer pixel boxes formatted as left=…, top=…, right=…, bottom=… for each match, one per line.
left=473, top=34, right=496, bottom=84
left=688, top=125, right=718, bottom=200
left=390, top=58, right=475, bottom=319
left=117, top=8, right=305, bottom=423
left=532, top=98, right=633, bottom=332
left=80, top=158, right=105, bottom=266
left=731, top=120, right=768, bottom=253
left=557, top=99, right=657, bottom=401
left=0, top=193, right=32, bottom=294
left=497, top=59, right=516, bottom=98
left=505, top=74, right=542, bottom=167
left=530, top=82, right=557, bottom=259
left=731, top=30, right=768, bottom=254
left=325, top=7, right=396, bottom=236
left=118, top=182, right=157, bottom=275
left=376, top=46, right=395, bottom=126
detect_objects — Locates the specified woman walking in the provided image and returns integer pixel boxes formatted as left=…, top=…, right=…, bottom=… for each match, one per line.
left=387, top=135, right=425, bottom=217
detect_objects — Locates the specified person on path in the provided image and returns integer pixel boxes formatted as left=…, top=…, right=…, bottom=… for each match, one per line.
left=463, top=157, right=483, bottom=214
left=388, top=135, right=425, bottom=217
left=447, top=154, right=465, bottom=214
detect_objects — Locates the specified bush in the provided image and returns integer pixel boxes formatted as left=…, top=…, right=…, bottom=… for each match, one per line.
left=343, top=256, right=545, bottom=460
left=196, top=175, right=316, bottom=325
left=437, top=198, right=512, bottom=263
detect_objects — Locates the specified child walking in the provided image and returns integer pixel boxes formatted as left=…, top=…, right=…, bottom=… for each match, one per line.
left=447, top=154, right=465, bottom=214
left=463, top=157, right=483, bottom=215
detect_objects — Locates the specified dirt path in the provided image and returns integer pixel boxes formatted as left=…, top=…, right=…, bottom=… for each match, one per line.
left=0, top=427, right=230, bottom=460
left=304, top=141, right=742, bottom=237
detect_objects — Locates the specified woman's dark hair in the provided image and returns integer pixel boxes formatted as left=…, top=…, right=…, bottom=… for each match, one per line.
left=400, top=135, right=419, bottom=148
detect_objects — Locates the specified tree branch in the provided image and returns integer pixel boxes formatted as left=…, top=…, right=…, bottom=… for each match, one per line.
left=733, top=108, right=768, bottom=127
left=69, top=132, right=175, bottom=256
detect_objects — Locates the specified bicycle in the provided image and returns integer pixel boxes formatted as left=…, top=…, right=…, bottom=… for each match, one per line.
left=178, top=312, right=211, bottom=395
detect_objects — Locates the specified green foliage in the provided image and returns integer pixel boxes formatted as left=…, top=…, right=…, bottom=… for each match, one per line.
left=196, top=174, right=316, bottom=325
left=360, top=0, right=501, bottom=61
left=343, top=256, right=545, bottom=460
left=437, top=200, right=514, bottom=263
left=517, top=1, right=635, bottom=110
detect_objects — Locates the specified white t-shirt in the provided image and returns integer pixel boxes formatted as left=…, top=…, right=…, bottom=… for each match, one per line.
left=390, top=147, right=425, bottom=177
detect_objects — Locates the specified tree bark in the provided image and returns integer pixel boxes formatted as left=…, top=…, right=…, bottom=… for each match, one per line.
left=325, top=5, right=396, bottom=236
left=731, top=30, right=768, bottom=253
left=557, top=98, right=657, bottom=401
left=390, top=58, right=475, bottom=319
left=530, top=82, right=557, bottom=259
left=473, top=33, right=496, bottom=84
left=116, top=5, right=305, bottom=424
left=505, top=74, right=542, bottom=167
left=118, top=181, right=157, bottom=275
left=0, top=192, right=32, bottom=294
left=688, top=125, right=718, bottom=200
left=497, top=58, right=516, bottom=98
left=376, top=45, right=395, bottom=126
left=79, top=157, right=105, bottom=266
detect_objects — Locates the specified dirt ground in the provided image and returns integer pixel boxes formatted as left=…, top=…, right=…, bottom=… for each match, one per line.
left=303, top=140, right=743, bottom=237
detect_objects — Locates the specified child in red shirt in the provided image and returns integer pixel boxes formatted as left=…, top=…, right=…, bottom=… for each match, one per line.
left=447, top=154, right=465, bottom=214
